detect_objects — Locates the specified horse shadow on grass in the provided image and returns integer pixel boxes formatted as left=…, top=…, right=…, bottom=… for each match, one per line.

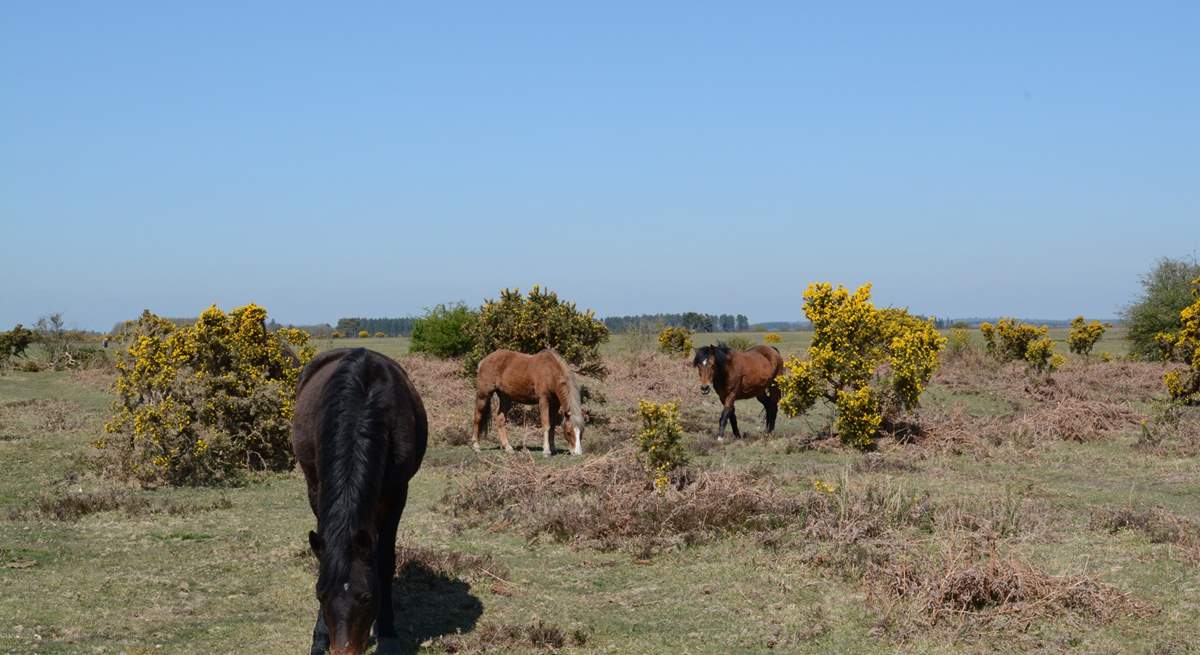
left=388, top=560, right=484, bottom=654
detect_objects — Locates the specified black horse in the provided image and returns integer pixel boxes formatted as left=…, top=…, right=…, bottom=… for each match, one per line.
left=292, top=348, right=427, bottom=655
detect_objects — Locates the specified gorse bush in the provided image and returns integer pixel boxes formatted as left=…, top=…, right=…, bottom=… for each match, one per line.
left=357, top=330, right=369, bottom=339
left=374, top=331, right=386, bottom=338
left=945, top=326, right=972, bottom=360
left=636, top=401, right=688, bottom=492
left=981, top=318, right=1064, bottom=373
left=99, top=305, right=315, bottom=486
left=1123, top=257, right=1200, bottom=360
left=330, top=331, right=343, bottom=339
left=0, top=324, right=35, bottom=368
left=410, top=303, right=478, bottom=358
left=1068, top=316, right=1106, bottom=358
left=776, top=283, right=945, bottom=448
left=656, top=326, right=692, bottom=356
left=1158, top=277, right=1200, bottom=404
left=763, top=332, right=782, bottom=344
left=465, top=286, right=609, bottom=378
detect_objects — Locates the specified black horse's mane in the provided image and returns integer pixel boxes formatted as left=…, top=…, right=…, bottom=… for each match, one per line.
left=692, top=343, right=732, bottom=367
left=315, top=348, right=393, bottom=598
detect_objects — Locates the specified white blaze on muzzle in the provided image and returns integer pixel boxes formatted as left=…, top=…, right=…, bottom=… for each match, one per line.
left=573, top=427, right=582, bottom=455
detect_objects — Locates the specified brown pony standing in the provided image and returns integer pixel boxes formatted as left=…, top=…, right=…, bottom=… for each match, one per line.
left=472, top=348, right=585, bottom=456
left=292, top=348, right=427, bottom=655
left=692, top=343, right=783, bottom=440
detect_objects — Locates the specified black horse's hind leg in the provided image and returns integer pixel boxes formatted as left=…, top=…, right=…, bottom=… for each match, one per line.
left=758, top=394, right=778, bottom=433
left=309, top=609, right=329, bottom=655
left=374, top=486, right=408, bottom=655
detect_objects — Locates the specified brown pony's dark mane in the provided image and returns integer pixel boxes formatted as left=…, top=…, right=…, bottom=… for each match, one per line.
left=313, top=348, right=392, bottom=600
left=692, top=343, right=732, bottom=385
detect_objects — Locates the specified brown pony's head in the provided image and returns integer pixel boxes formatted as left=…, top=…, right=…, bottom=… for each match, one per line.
left=692, top=344, right=730, bottom=395
left=309, top=528, right=378, bottom=655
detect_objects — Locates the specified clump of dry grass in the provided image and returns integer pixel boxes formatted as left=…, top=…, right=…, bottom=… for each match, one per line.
left=1012, top=397, right=1145, bottom=442
left=394, top=541, right=511, bottom=585
left=444, top=448, right=805, bottom=554
left=0, top=398, right=88, bottom=435
left=1091, top=506, right=1200, bottom=560
left=7, top=489, right=232, bottom=522
left=435, top=619, right=586, bottom=654
left=867, top=544, right=1156, bottom=635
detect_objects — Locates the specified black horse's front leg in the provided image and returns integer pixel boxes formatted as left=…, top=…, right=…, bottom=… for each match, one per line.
left=309, top=608, right=329, bottom=655
left=728, top=407, right=741, bottom=438
left=718, top=405, right=733, bottom=441
left=374, top=489, right=407, bottom=655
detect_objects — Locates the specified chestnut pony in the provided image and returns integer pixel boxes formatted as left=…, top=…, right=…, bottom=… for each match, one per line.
left=472, top=348, right=585, bottom=457
left=292, top=348, right=428, bottom=655
left=692, top=343, right=783, bottom=440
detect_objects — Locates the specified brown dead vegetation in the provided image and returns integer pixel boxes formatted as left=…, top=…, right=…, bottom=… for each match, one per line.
left=434, top=619, right=586, bottom=654
left=1091, top=506, right=1200, bottom=560
left=867, top=543, right=1156, bottom=635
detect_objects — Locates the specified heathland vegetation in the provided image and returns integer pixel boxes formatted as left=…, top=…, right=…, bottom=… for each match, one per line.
left=1, top=260, right=1199, bottom=653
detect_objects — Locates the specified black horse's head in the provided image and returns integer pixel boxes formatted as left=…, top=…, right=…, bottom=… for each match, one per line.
left=309, top=528, right=379, bottom=655
left=692, top=344, right=731, bottom=395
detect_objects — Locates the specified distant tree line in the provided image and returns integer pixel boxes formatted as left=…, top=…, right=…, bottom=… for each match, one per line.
left=603, top=313, right=750, bottom=334
left=334, top=317, right=419, bottom=337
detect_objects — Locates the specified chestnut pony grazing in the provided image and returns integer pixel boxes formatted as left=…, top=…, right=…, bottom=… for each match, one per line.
left=292, top=348, right=427, bottom=655
left=692, top=343, right=783, bottom=440
left=472, top=348, right=585, bottom=457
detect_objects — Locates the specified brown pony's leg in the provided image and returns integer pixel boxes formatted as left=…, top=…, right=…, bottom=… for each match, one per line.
left=539, top=395, right=554, bottom=457
left=496, top=395, right=514, bottom=452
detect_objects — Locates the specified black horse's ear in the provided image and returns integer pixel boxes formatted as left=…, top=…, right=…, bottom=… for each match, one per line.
left=353, top=529, right=374, bottom=558
left=309, top=530, right=323, bottom=556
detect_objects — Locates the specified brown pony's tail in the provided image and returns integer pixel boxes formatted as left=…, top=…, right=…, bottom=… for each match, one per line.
left=475, top=389, right=492, bottom=436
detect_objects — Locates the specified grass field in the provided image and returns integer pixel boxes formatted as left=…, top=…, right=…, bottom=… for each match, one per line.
left=1, top=331, right=1197, bottom=654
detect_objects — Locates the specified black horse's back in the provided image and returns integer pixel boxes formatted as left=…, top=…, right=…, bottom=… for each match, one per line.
left=293, top=347, right=426, bottom=655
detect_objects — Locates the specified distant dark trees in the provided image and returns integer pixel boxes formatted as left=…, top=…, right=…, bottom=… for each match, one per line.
left=334, top=317, right=419, bottom=337
left=602, top=313, right=751, bottom=334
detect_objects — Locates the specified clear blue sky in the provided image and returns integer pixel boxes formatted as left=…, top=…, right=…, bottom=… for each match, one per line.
left=2, top=2, right=1196, bottom=330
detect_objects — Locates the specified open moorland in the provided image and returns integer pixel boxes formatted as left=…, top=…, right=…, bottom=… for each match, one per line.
left=2, top=328, right=1199, bottom=654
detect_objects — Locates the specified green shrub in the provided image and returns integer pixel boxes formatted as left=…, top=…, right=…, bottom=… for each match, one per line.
left=1068, top=316, right=1106, bottom=358
left=1123, top=257, right=1200, bottom=360
left=724, top=336, right=753, bottom=351
left=0, top=324, right=35, bottom=368
left=99, top=305, right=315, bottom=486
left=465, top=286, right=609, bottom=378
left=656, top=326, right=692, bottom=356
left=777, top=283, right=945, bottom=448
left=636, top=400, right=687, bottom=492
left=410, top=303, right=477, bottom=358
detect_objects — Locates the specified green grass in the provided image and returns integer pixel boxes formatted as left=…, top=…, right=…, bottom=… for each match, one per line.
left=0, top=341, right=1195, bottom=654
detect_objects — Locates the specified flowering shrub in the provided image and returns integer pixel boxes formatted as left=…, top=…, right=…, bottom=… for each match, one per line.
left=981, top=318, right=1063, bottom=373
left=636, top=400, right=687, bottom=492
left=357, top=330, right=369, bottom=339
left=330, top=331, right=344, bottom=339
left=1068, top=316, right=1106, bottom=358
left=465, top=286, right=609, bottom=378
left=374, top=331, right=386, bottom=338
left=99, top=305, right=315, bottom=486
left=763, top=332, right=782, bottom=344
left=945, top=326, right=972, bottom=360
left=776, top=283, right=945, bottom=448
left=657, top=326, right=693, bottom=356
left=1157, top=278, right=1200, bottom=404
